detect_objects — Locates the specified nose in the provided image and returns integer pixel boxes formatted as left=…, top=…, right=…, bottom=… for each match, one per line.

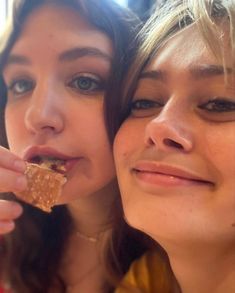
left=24, top=83, right=64, bottom=136
left=144, top=104, right=194, bottom=153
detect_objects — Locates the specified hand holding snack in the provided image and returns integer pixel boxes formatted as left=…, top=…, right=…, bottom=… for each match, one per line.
left=0, top=200, right=23, bottom=234
left=0, top=146, right=27, bottom=193
left=0, top=146, right=66, bottom=214
left=15, top=161, right=67, bottom=212
left=0, top=146, right=26, bottom=234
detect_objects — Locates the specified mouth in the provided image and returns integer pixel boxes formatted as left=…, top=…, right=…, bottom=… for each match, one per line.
left=29, top=155, right=66, bottom=174
left=23, top=146, right=79, bottom=175
left=132, top=162, right=214, bottom=187
left=133, top=169, right=212, bottom=185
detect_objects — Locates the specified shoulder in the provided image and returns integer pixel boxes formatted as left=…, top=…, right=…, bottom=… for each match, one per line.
left=115, top=250, right=170, bottom=293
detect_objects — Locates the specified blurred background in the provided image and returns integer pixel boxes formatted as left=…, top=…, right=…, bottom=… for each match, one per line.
left=0, top=0, right=13, bottom=32
left=0, top=0, right=163, bottom=32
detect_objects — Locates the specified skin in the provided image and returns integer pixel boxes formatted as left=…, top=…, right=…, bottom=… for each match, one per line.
left=114, top=27, right=235, bottom=293
left=1, top=4, right=117, bottom=291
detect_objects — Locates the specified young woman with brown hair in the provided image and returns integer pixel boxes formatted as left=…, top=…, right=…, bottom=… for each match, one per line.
left=0, top=0, right=149, bottom=292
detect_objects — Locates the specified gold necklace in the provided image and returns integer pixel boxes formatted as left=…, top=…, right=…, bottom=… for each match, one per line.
left=76, top=230, right=99, bottom=243
left=75, top=226, right=112, bottom=243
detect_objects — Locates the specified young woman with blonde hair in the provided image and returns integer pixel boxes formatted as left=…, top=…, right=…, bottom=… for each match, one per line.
left=112, top=0, right=235, bottom=292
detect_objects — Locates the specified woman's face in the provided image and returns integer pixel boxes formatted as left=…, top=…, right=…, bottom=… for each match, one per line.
left=3, top=4, right=116, bottom=203
left=114, top=27, right=235, bottom=248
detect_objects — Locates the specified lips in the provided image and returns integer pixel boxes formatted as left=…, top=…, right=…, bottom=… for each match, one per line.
left=132, top=161, right=214, bottom=186
left=23, top=146, right=80, bottom=174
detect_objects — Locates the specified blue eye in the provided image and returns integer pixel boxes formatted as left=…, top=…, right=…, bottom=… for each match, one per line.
left=199, top=98, right=235, bottom=112
left=68, top=74, right=104, bottom=94
left=130, top=99, right=163, bottom=118
left=131, top=99, right=160, bottom=109
left=8, top=79, right=34, bottom=95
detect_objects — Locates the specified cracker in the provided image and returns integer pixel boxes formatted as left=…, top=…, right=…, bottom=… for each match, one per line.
left=15, top=163, right=66, bottom=212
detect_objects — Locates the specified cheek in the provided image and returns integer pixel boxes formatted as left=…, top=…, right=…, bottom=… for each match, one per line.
left=114, top=119, right=146, bottom=164
left=77, top=104, right=116, bottom=175
left=204, top=126, right=235, bottom=181
left=69, top=101, right=106, bottom=142
left=4, top=106, right=24, bottom=150
left=114, top=121, right=148, bottom=229
left=114, top=127, right=128, bottom=166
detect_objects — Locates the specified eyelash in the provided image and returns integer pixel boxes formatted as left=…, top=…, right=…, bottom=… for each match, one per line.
left=6, top=73, right=106, bottom=98
left=129, top=97, right=235, bottom=119
left=67, top=73, right=105, bottom=94
left=131, top=99, right=163, bottom=110
left=129, top=98, right=164, bottom=118
left=198, top=98, right=235, bottom=112
left=8, top=78, right=35, bottom=96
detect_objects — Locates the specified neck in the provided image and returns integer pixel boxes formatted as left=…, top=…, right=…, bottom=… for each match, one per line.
left=60, top=235, right=107, bottom=293
left=166, top=243, right=235, bottom=293
left=58, top=179, right=119, bottom=292
left=67, top=179, right=119, bottom=236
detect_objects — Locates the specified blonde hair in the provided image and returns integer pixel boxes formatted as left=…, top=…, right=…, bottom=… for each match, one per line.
left=114, top=0, right=235, bottom=128
left=107, top=1, right=235, bottom=291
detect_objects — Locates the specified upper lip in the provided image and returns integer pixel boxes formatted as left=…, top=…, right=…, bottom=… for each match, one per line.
left=133, top=161, right=214, bottom=185
left=23, top=145, right=75, bottom=162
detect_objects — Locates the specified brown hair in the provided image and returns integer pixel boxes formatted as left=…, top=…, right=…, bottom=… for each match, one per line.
left=0, top=1, right=149, bottom=292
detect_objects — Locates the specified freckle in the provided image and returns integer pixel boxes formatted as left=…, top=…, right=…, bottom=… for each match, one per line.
left=232, top=223, right=235, bottom=227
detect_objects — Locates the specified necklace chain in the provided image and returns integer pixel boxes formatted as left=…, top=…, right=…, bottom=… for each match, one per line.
left=76, top=231, right=99, bottom=243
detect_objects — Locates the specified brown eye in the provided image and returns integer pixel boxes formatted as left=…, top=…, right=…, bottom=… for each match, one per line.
left=130, top=99, right=163, bottom=118
left=199, top=98, right=235, bottom=112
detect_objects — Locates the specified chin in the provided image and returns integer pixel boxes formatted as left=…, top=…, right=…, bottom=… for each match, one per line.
left=56, top=182, right=81, bottom=204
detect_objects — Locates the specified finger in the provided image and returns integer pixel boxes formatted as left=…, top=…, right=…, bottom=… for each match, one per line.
left=0, top=221, right=16, bottom=234
left=0, top=168, right=27, bottom=193
left=0, top=200, right=23, bottom=220
left=0, top=146, right=26, bottom=173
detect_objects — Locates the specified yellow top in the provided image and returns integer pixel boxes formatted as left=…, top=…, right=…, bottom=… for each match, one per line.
left=115, top=250, right=175, bottom=293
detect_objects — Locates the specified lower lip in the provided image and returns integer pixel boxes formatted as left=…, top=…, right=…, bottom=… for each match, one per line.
left=65, top=158, right=81, bottom=173
left=133, top=170, right=206, bottom=187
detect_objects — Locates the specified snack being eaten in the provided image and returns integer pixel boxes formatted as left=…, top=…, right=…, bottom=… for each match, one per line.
left=15, top=158, right=67, bottom=213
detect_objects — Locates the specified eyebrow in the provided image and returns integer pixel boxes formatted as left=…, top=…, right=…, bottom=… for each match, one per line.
left=5, top=54, right=31, bottom=66
left=5, top=46, right=112, bottom=67
left=139, top=64, right=233, bottom=83
left=139, top=70, right=166, bottom=82
left=190, top=64, right=233, bottom=79
left=59, top=47, right=112, bottom=62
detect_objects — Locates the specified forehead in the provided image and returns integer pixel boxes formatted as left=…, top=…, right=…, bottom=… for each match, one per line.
left=10, top=3, right=113, bottom=56
left=147, top=27, right=217, bottom=72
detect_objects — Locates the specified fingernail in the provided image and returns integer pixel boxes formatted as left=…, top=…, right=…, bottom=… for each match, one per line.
left=15, top=176, right=27, bottom=191
left=13, top=160, right=26, bottom=173
left=0, top=221, right=15, bottom=232
left=12, top=204, right=23, bottom=217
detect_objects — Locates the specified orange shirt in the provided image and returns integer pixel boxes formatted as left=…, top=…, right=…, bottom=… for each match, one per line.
left=115, top=250, right=176, bottom=293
